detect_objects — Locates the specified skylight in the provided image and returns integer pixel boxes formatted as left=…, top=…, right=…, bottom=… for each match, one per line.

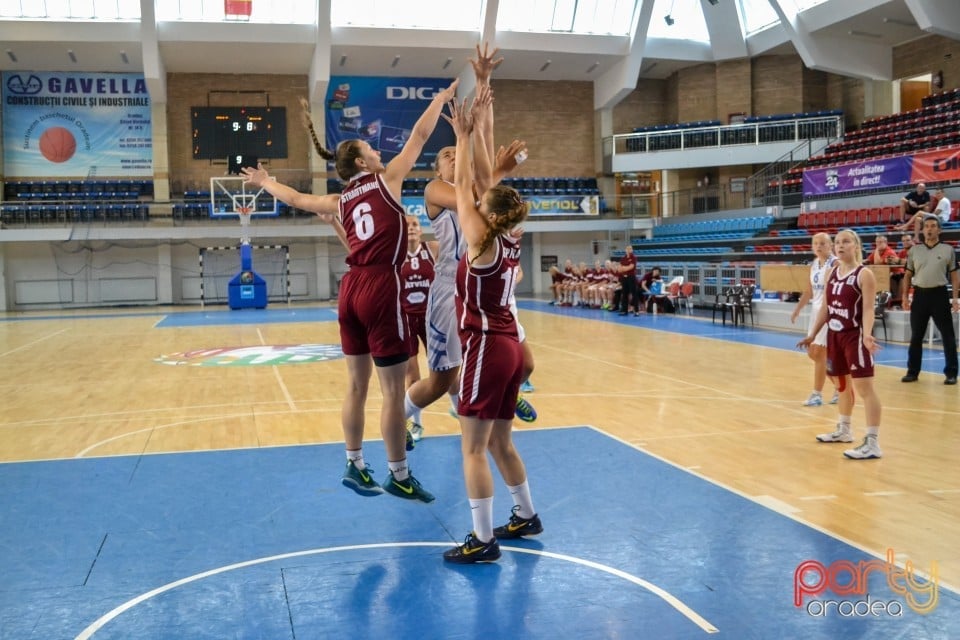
left=646, top=0, right=710, bottom=42
left=497, top=0, right=640, bottom=36
left=0, top=0, right=140, bottom=19
left=330, top=0, right=484, bottom=30
left=155, top=0, right=316, bottom=24
left=738, top=0, right=780, bottom=35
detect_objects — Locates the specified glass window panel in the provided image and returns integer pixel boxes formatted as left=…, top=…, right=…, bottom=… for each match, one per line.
left=647, top=0, right=709, bottom=41
left=793, top=0, right=830, bottom=10
left=738, top=0, right=779, bottom=34
left=116, top=0, right=139, bottom=18
left=70, top=0, right=96, bottom=18
left=498, top=0, right=639, bottom=35
left=43, top=0, right=71, bottom=17
left=21, top=0, right=48, bottom=16
left=331, top=0, right=482, bottom=29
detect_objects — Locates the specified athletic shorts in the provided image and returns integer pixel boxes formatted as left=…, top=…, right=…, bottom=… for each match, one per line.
left=827, top=329, right=874, bottom=379
left=808, top=304, right=828, bottom=347
left=338, top=266, right=408, bottom=360
left=406, top=312, right=427, bottom=357
left=458, top=331, right=523, bottom=420
left=425, top=275, right=463, bottom=372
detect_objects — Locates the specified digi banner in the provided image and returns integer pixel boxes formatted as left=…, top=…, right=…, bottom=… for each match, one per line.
left=2, top=71, right=152, bottom=177
left=401, top=194, right=600, bottom=229
left=325, top=77, right=454, bottom=170
left=803, top=146, right=960, bottom=196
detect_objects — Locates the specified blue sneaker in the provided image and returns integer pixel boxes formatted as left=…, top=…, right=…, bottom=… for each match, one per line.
left=515, top=394, right=537, bottom=422
left=341, top=461, right=384, bottom=497
left=519, top=379, right=535, bottom=393
left=443, top=532, right=501, bottom=564
left=382, top=471, right=435, bottom=503
left=829, top=391, right=839, bottom=404
left=802, top=391, right=823, bottom=407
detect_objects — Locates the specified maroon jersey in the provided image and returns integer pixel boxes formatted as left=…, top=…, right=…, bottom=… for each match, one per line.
left=338, top=172, right=407, bottom=268
left=620, top=253, right=637, bottom=277
left=826, top=264, right=865, bottom=333
left=455, top=234, right=520, bottom=337
left=400, top=242, right=435, bottom=315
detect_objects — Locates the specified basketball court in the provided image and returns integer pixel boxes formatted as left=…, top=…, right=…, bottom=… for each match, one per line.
left=1, top=302, right=957, bottom=638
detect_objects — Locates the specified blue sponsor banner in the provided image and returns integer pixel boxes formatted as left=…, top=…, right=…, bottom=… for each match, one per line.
left=402, top=194, right=600, bottom=230
left=2, top=71, right=152, bottom=177
left=325, top=77, right=454, bottom=170
left=802, top=156, right=913, bottom=196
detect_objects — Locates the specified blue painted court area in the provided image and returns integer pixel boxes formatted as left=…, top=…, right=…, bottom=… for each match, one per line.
left=0, top=428, right=954, bottom=639
left=518, top=300, right=954, bottom=376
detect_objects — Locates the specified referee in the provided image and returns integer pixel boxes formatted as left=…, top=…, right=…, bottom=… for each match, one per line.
left=902, top=214, right=960, bottom=385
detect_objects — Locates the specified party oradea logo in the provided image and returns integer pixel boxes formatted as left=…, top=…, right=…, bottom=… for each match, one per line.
left=155, top=344, right=344, bottom=366
left=794, top=548, right=938, bottom=618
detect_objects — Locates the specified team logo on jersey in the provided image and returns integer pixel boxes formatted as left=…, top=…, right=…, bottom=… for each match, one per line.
left=154, top=344, right=344, bottom=367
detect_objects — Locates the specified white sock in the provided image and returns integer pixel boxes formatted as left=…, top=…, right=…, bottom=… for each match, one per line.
left=866, top=426, right=879, bottom=438
left=507, top=480, right=536, bottom=519
left=347, top=449, right=365, bottom=471
left=839, top=415, right=851, bottom=428
left=469, top=496, right=495, bottom=543
left=388, top=458, right=409, bottom=481
left=404, top=391, right=422, bottom=422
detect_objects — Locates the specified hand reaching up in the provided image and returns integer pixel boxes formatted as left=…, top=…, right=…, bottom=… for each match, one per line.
left=470, top=42, right=503, bottom=86
left=442, top=97, right=474, bottom=139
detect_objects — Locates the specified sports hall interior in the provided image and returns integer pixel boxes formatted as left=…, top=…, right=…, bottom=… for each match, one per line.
left=2, top=1, right=960, bottom=639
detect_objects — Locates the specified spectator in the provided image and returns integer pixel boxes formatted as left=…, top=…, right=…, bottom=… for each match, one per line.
left=617, top=245, right=638, bottom=315
left=640, top=266, right=672, bottom=313
left=898, top=188, right=951, bottom=241
left=901, top=215, right=960, bottom=385
left=899, top=182, right=931, bottom=223
left=866, top=234, right=904, bottom=301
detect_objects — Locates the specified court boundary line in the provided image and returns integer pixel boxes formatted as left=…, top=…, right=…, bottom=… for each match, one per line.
left=586, top=424, right=960, bottom=597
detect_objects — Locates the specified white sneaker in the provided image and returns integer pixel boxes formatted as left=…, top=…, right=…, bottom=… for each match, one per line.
left=406, top=418, right=424, bottom=442
left=844, top=436, right=882, bottom=459
left=829, top=391, right=839, bottom=404
left=816, top=424, right=854, bottom=443
left=803, top=392, right=823, bottom=407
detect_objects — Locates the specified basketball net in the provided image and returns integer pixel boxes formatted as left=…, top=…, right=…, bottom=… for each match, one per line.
left=238, top=206, right=252, bottom=244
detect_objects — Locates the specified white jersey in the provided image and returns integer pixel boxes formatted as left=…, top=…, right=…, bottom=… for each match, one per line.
left=430, top=201, right=465, bottom=280
left=808, top=255, right=836, bottom=347
left=809, top=255, right=836, bottom=310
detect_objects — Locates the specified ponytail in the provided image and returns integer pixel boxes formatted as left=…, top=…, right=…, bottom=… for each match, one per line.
left=299, top=97, right=335, bottom=161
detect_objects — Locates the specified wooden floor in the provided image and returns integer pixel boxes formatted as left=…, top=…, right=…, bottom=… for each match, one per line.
left=1, top=302, right=958, bottom=589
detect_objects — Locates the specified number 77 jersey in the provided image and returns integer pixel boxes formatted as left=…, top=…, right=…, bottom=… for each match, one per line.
left=456, top=233, right=521, bottom=337
left=339, top=172, right=407, bottom=267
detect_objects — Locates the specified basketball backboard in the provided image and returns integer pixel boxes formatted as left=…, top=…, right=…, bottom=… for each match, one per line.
left=209, top=176, right=278, bottom=218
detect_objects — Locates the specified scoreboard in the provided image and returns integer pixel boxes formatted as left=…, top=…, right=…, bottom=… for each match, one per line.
left=191, top=106, right=287, bottom=160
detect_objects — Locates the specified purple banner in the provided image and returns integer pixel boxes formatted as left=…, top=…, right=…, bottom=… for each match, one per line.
left=803, top=157, right=913, bottom=196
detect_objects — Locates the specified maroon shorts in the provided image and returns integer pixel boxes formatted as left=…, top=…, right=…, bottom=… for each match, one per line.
left=827, top=329, right=874, bottom=378
left=457, top=331, right=523, bottom=420
left=338, top=266, right=408, bottom=360
left=406, top=312, right=427, bottom=356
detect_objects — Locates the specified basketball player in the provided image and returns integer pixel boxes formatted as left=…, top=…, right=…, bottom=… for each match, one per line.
left=400, top=215, right=435, bottom=421
left=797, top=229, right=883, bottom=459
left=790, top=232, right=840, bottom=406
left=242, top=78, right=459, bottom=502
left=442, top=90, right=542, bottom=564
left=402, top=44, right=535, bottom=439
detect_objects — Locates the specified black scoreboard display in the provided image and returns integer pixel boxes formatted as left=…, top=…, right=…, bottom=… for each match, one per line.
left=191, top=106, right=287, bottom=160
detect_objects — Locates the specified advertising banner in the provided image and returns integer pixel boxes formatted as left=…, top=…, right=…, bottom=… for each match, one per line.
left=2, top=71, right=152, bottom=177
left=325, top=77, right=455, bottom=170
left=802, top=146, right=960, bottom=196
left=401, top=194, right=600, bottom=230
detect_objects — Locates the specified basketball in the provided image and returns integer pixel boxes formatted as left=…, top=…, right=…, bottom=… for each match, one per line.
left=38, top=126, right=77, bottom=163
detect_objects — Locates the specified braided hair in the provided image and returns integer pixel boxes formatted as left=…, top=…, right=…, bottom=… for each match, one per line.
left=299, top=97, right=364, bottom=181
left=471, top=185, right=528, bottom=265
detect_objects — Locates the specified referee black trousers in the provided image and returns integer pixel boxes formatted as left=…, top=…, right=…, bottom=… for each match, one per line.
left=907, top=287, right=958, bottom=377
left=619, top=275, right=638, bottom=313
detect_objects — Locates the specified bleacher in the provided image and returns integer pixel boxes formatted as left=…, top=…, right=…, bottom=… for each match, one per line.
left=1, top=179, right=153, bottom=224
left=397, top=176, right=600, bottom=197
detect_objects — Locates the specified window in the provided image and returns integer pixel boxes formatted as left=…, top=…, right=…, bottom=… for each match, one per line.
left=330, top=0, right=484, bottom=30
left=497, top=0, right=640, bottom=36
left=738, top=0, right=779, bottom=35
left=0, top=0, right=139, bottom=19
left=156, top=0, right=316, bottom=24
left=646, top=0, right=709, bottom=42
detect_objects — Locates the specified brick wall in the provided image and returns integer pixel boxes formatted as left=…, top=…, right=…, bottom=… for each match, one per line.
left=612, top=79, right=669, bottom=133
left=826, top=75, right=865, bottom=128
left=894, top=34, right=960, bottom=90
left=487, top=79, right=596, bottom=178
left=676, top=64, right=718, bottom=122
left=165, top=73, right=313, bottom=194
left=751, top=55, right=805, bottom=116
left=716, top=59, right=752, bottom=124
